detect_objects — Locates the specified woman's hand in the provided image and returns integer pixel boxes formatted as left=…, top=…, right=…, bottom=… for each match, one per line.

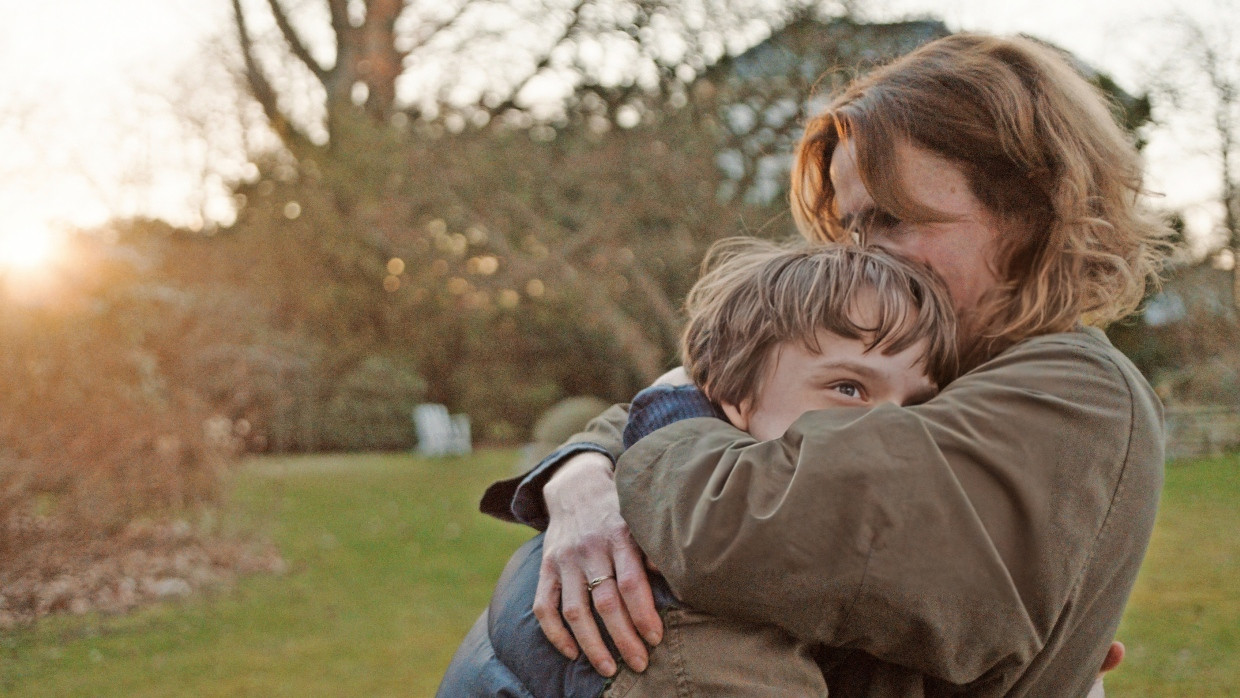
left=534, top=451, right=663, bottom=676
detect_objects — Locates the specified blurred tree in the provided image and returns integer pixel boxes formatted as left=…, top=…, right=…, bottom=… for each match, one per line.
left=214, top=0, right=852, bottom=439
left=226, top=0, right=846, bottom=148
left=208, top=107, right=775, bottom=439
left=1148, top=4, right=1240, bottom=306
left=0, top=226, right=237, bottom=551
left=209, top=8, right=1165, bottom=440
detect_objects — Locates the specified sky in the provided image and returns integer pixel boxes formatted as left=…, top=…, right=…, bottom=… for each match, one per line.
left=0, top=1, right=228, bottom=248
left=0, top=0, right=1234, bottom=261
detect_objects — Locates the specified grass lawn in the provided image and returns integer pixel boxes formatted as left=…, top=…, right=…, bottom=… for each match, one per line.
left=1, top=451, right=533, bottom=697
left=1107, top=454, right=1239, bottom=696
left=2, top=450, right=1236, bottom=696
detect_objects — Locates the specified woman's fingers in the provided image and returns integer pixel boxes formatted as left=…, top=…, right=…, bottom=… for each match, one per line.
left=538, top=452, right=658, bottom=676
left=561, top=570, right=616, bottom=676
left=535, top=534, right=625, bottom=676
left=1098, top=641, right=1124, bottom=676
left=588, top=574, right=648, bottom=673
left=536, top=531, right=659, bottom=675
left=612, top=539, right=663, bottom=647
left=533, top=558, right=578, bottom=660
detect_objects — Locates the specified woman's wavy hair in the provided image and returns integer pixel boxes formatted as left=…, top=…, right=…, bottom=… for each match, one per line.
left=791, top=33, right=1173, bottom=370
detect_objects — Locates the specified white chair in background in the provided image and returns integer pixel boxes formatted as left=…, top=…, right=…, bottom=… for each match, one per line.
left=413, top=403, right=471, bottom=457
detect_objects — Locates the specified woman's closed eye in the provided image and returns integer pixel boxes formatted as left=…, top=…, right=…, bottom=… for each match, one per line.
left=870, top=209, right=902, bottom=229
left=841, top=207, right=905, bottom=242
left=865, top=211, right=908, bottom=242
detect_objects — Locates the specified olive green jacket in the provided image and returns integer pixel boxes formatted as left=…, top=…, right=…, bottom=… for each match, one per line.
left=552, top=328, right=1162, bottom=697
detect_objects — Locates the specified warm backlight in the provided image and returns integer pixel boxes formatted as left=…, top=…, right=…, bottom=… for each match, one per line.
left=0, top=228, right=59, bottom=272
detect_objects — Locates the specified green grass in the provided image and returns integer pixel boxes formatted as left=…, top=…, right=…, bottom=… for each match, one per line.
left=1107, top=455, right=1240, bottom=696
left=1, top=450, right=1236, bottom=696
left=0, top=451, right=533, bottom=697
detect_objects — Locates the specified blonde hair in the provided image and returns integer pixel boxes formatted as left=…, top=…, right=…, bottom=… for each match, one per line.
left=681, top=237, right=958, bottom=409
left=791, top=33, right=1172, bottom=369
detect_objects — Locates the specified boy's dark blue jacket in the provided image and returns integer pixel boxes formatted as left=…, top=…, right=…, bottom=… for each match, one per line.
left=435, top=386, right=718, bottom=697
left=436, top=534, right=614, bottom=697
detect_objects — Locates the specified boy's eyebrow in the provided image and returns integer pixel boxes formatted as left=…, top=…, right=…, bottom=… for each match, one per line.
left=812, top=358, right=884, bottom=381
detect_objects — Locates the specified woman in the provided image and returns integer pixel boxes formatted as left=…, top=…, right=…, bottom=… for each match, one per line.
left=479, top=33, right=1169, bottom=696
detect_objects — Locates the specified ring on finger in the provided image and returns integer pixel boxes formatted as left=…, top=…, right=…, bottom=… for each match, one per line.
left=586, top=574, right=615, bottom=592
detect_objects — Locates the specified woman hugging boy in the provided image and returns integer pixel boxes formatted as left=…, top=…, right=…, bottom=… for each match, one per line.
left=439, top=238, right=959, bottom=697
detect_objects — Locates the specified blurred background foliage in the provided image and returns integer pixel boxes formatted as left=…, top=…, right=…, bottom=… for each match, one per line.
left=2, top=0, right=1238, bottom=618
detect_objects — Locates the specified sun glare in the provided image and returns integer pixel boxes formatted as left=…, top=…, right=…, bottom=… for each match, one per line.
left=0, top=228, right=59, bottom=272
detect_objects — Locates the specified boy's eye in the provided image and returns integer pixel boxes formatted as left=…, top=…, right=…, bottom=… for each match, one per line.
left=832, top=382, right=864, bottom=399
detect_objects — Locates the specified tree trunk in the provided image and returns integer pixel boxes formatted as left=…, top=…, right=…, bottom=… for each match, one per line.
left=360, top=0, right=405, bottom=120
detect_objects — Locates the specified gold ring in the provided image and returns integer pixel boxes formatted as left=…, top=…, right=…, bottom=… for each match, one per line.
left=586, top=574, right=615, bottom=592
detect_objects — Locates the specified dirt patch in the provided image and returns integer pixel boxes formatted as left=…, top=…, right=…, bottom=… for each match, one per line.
left=0, top=516, right=285, bottom=629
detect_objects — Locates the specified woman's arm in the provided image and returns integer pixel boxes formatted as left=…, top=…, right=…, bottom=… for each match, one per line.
left=481, top=378, right=719, bottom=676
left=479, top=403, right=663, bottom=676
left=480, top=369, right=710, bottom=675
left=613, top=330, right=1163, bottom=691
left=480, top=404, right=630, bottom=528
left=534, top=451, right=659, bottom=677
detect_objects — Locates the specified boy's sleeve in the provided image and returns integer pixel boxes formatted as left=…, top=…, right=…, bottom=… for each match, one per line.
left=480, top=388, right=728, bottom=529
left=623, top=385, right=726, bottom=449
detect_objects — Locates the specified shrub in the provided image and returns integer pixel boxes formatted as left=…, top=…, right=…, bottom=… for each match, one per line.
left=532, top=396, right=612, bottom=445
left=0, top=281, right=230, bottom=560
left=322, top=355, right=427, bottom=451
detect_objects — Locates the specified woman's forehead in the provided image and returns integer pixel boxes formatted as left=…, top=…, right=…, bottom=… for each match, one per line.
left=829, top=136, right=975, bottom=225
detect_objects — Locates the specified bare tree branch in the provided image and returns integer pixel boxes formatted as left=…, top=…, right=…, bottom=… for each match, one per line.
left=626, top=258, right=683, bottom=347
left=265, top=0, right=329, bottom=81
left=1166, top=9, right=1240, bottom=304
left=326, top=0, right=352, bottom=48
left=572, top=81, right=641, bottom=121
left=230, top=0, right=316, bottom=150
left=317, top=0, right=360, bottom=128
left=485, top=0, right=591, bottom=117
left=488, top=190, right=668, bottom=382
left=404, top=1, right=474, bottom=56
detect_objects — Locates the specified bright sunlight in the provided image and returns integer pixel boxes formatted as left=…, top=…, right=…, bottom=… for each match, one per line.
left=0, top=227, right=60, bottom=273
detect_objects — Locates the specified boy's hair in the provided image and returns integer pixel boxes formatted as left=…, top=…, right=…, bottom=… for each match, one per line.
left=681, top=238, right=958, bottom=409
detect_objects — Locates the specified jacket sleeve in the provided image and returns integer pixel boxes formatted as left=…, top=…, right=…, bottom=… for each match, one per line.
left=613, top=333, right=1163, bottom=686
left=480, top=404, right=630, bottom=528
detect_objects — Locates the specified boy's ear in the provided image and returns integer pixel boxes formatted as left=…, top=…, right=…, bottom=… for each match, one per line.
left=720, top=400, right=751, bottom=431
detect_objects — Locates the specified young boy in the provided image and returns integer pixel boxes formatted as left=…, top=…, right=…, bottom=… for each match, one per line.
left=437, top=238, right=958, bottom=697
